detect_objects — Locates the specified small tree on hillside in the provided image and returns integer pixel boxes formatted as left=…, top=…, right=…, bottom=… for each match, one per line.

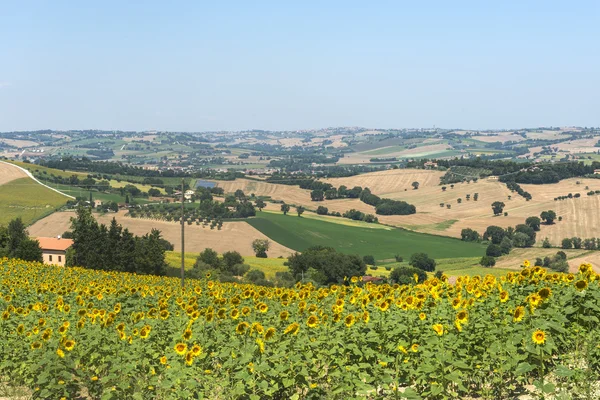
left=480, top=256, right=496, bottom=267
left=525, top=216, right=541, bottom=231
left=296, top=206, right=305, bottom=217
left=255, top=199, right=266, bottom=211
left=409, top=253, right=436, bottom=272
left=541, top=210, right=557, bottom=224
left=281, top=203, right=290, bottom=215
left=457, top=198, right=462, bottom=204
left=252, top=239, right=270, bottom=258
left=412, top=181, right=420, bottom=190
left=492, top=201, right=505, bottom=216
left=473, top=193, right=479, bottom=201
left=561, top=238, right=573, bottom=249
left=441, top=186, right=447, bottom=191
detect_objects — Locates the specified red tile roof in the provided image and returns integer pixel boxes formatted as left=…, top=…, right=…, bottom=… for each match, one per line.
left=36, top=237, right=74, bottom=251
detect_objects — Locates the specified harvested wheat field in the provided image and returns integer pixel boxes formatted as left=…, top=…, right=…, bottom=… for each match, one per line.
left=214, top=178, right=372, bottom=215
left=28, top=211, right=294, bottom=257
left=0, top=161, right=28, bottom=185
left=323, top=168, right=444, bottom=196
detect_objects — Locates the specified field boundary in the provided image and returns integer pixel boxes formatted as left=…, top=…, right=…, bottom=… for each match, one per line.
left=0, top=160, right=75, bottom=199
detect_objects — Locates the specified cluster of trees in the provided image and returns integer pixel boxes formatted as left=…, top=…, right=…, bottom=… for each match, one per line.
left=554, top=193, right=584, bottom=201
left=341, top=209, right=379, bottom=223
left=285, top=246, right=366, bottom=286
left=0, top=218, right=43, bottom=262
left=369, top=157, right=397, bottom=162
left=534, top=251, right=569, bottom=273
left=561, top=237, right=600, bottom=250
left=505, top=181, right=532, bottom=200
left=129, top=194, right=256, bottom=223
left=186, top=246, right=291, bottom=287
left=69, top=207, right=171, bottom=275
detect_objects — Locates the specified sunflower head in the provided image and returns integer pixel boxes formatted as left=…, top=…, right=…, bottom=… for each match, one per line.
left=344, top=314, right=356, bottom=328
left=307, top=315, right=319, bottom=328
left=538, top=287, right=552, bottom=300
left=513, top=306, right=525, bottom=322
left=265, top=327, right=276, bottom=340
left=456, top=310, right=468, bottom=324
left=64, top=340, right=75, bottom=351
left=432, top=324, right=444, bottom=336
left=174, top=343, right=187, bottom=356
left=575, top=280, right=588, bottom=291
left=532, top=329, right=546, bottom=345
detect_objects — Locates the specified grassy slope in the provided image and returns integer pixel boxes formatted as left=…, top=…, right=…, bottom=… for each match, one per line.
left=246, top=211, right=486, bottom=261
left=0, top=178, right=69, bottom=226
left=165, top=251, right=288, bottom=278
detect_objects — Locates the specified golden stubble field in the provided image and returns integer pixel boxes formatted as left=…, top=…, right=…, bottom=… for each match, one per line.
left=0, top=161, right=28, bottom=185
left=28, top=211, right=294, bottom=257
left=213, top=170, right=600, bottom=245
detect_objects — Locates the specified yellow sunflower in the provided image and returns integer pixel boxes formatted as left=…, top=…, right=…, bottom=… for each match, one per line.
left=344, top=314, right=356, bottom=328
left=307, top=315, right=319, bottom=328
left=174, top=343, right=187, bottom=356
left=64, top=340, right=76, bottom=351
left=532, top=330, right=546, bottom=345
left=575, top=280, right=588, bottom=291
left=265, top=327, right=276, bottom=340
left=456, top=310, right=468, bottom=324
left=499, top=291, right=509, bottom=303
left=432, top=324, right=444, bottom=336
left=513, top=306, right=525, bottom=322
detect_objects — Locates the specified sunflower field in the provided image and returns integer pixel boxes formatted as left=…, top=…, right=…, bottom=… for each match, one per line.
left=1, top=258, right=600, bottom=399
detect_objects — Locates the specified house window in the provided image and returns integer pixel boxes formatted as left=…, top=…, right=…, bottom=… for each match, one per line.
left=58, top=256, right=62, bottom=263
left=49, top=255, right=53, bottom=262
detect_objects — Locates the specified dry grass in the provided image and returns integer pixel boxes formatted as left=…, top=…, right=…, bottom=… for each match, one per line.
left=472, top=134, right=524, bottom=143
left=0, top=162, right=28, bottom=185
left=323, top=168, right=443, bottom=196
left=28, top=211, right=294, bottom=257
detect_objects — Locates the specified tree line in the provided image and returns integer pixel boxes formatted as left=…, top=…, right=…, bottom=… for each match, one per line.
left=68, top=207, right=171, bottom=275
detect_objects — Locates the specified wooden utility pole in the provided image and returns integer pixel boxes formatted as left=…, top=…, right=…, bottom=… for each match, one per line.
left=180, top=178, right=185, bottom=288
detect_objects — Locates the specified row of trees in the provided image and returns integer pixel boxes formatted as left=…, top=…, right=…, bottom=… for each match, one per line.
left=69, top=207, right=170, bottom=275
left=0, top=218, right=43, bottom=262
left=561, top=237, right=600, bottom=250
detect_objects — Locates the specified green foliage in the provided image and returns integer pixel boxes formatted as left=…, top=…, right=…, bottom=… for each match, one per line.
left=70, top=207, right=169, bottom=275
left=561, top=238, right=573, bottom=249
left=316, top=206, right=328, bottom=215
left=479, top=255, right=496, bottom=267
left=541, top=210, right=557, bottom=224
left=285, top=246, right=366, bottom=285
left=409, top=252, right=436, bottom=272
left=525, top=216, right=541, bottom=231
left=363, top=255, right=376, bottom=265
left=461, top=228, right=480, bottom=242
left=389, top=265, right=427, bottom=285
left=492, top=201, right=505, bottom=216
left=251, top=239, right=270, bottom=258
left=486, top=244, right=503, bottom=257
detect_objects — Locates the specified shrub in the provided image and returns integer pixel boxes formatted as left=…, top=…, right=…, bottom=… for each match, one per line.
left=480, top=256, right=496, bottom=267
left=409, top=253, right=436, bottom=272
left=561, top=238, right=573, bottom=249
left=316, top=206, right=329, bottom=215
left=486, top=244, right=503, bottom=257
left=363, top=255, right=376, bottom=265
left=389, top=266, right=427, bottom=285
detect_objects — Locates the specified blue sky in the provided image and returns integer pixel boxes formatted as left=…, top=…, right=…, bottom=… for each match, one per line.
left=0, top=1, right=598, bottom=132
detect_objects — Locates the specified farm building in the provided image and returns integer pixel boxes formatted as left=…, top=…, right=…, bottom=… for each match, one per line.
left=424, top=161, right=438, bottom=169
left=488, top=176, right=499, bottom=181
left=37, top=237, right=73, bottom=266
left=594, top=169, right=600, bottom=175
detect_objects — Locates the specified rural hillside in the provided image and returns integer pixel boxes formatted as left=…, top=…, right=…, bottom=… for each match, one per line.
left=2, top=1, right=600, bottom=397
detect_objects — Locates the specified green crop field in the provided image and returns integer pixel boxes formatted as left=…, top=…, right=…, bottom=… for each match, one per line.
left=0, top=178, right=69, bottom=226
left=246, top=211, right=486, bottom=261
